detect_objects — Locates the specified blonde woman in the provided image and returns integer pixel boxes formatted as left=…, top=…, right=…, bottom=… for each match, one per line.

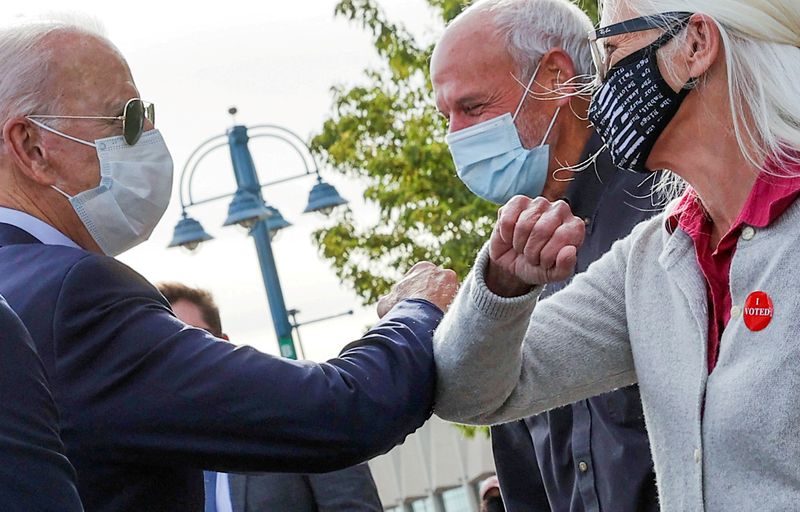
left=397, top=0, right=800, bottom=509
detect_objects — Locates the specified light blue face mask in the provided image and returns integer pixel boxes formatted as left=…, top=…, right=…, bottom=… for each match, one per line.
left=445, top=64, right=560, bottom=205
left=27, top=118, right=174, bottom=256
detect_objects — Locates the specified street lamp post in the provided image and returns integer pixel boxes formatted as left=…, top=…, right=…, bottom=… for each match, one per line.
left=227, top=125, right=297, bottom=358
left=168, top=109, right=348, bottom=360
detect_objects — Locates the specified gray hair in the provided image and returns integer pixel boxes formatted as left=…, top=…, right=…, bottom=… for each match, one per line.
left=460, top=0, right=596, bottom=80
left=0, top=15, right=109, bottom=124
left=604, top=0, right=800, bottom=177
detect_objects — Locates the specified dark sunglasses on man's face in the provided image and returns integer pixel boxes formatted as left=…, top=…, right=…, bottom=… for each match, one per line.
left=588, top=11, right=694, bottom=81
left=121, top=98, right=155, bottom=145
left=28, top=98, right=156, bottom=145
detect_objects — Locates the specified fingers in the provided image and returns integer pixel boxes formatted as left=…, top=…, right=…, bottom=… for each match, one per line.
left=490, top=197, right=585, bottom=286
left=518, top=200, right=572, bottom=265
left=376, top=295, right=392, bottom=318
left=425, top=267, right=460, bottom=313
left=377, top=262, right=460, bottom=317
left=537, top=215, right=585, bottom=269
left=497, top=196, right=536, bottom=246
left=408, top=261, right=435, bottom=274
left=547, top=244, right=578, bottom=282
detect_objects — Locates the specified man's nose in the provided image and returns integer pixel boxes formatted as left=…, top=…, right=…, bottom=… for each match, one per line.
left=448, top=114, right=476, bottom=134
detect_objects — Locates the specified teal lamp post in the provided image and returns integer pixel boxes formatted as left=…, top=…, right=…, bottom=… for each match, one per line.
left=168, top=108, right=348, bottom=359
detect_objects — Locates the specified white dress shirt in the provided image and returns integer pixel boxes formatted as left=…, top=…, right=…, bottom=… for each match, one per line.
left=215, top=472, right=234, bottom=512
left=0, top=207, right=80, bottom=248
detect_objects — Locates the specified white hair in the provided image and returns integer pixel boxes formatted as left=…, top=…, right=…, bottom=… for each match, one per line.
left=459, top=0, right=596, bottom=80
left=0, top=14, right=109, bottom=124
left=604, top=0, right=800, bottom=177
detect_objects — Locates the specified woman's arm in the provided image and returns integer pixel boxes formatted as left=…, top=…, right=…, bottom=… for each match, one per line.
left=434, top=197, right=640, bottom=425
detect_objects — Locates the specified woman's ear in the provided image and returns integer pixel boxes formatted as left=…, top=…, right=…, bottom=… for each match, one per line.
left=683, top=13, right=721, bottom=81
left=2, top=117, right=57, bottom=186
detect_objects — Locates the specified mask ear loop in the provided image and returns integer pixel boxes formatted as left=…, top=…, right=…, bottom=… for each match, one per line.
left=50, top=185, right=74, bottom=200
left=25, top=118, right=95, bottom=199
left=512, top=62, right=542, bottom=121
left=539, top=106, right=561, bottom=146
left=26, top=118, right=96, bottom=148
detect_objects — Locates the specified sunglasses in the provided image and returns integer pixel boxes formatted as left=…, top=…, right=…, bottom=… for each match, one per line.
left=28, top=98, right=155, bottom=145
left=588, top=11, right=694, bottom=82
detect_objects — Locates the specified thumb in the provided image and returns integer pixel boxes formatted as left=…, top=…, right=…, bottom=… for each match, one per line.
left=549, top=245, right=578, bottom=281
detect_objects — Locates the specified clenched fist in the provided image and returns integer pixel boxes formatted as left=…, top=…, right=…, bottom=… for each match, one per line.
left=377, top=262, right=460, bottom=318
left=487, top=196, right=585, bottom=296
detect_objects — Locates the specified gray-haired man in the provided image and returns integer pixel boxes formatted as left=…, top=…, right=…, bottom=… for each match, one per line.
left=430, top=1, right=660, bottom=510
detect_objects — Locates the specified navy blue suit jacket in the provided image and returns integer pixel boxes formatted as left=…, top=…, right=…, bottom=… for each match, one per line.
left=0, top=224, right=441, bottom=512
left=0, top=296, right=83, bottom=511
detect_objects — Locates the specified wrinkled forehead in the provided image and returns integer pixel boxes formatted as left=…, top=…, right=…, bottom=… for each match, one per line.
left=41, top=30, right=138, bottom=111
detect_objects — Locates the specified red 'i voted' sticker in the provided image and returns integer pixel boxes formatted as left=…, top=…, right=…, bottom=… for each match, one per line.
left=743, top=291, right=773, bottom=332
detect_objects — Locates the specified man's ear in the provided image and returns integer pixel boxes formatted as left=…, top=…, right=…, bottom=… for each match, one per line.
left=536, top=48, right=578, bottom=108
left=3, top=117, right=56, bottom=186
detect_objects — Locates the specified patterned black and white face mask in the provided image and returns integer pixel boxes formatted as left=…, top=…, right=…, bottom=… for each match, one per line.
left=588, top=30, right=693, bottom=173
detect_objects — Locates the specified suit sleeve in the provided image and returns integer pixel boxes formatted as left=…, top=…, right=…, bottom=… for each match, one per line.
left=0, top=297, right=83, bottom=512
left=52, top=255, right=441, bottom=473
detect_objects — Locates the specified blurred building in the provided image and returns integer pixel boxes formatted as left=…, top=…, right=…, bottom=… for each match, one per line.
left=369, top=416, right=495, bottom=512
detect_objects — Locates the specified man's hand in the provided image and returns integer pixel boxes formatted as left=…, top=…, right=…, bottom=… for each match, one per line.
left=377, top=262, right=460, bottom=318
left=486, top=196, right=585, bottom=297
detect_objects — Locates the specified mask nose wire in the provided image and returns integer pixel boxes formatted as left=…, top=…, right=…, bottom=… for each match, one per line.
left=512, top=61, right=542, bottom=121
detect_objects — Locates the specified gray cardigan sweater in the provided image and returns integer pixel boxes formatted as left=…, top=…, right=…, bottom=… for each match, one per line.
left=434, top=198, right=800, bottom=511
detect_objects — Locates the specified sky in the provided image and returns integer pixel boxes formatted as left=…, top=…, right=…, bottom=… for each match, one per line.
left=7, top=0, right=445, bottom=360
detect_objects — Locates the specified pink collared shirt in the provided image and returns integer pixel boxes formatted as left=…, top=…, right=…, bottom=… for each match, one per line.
left=666, top=160, right=800, bottom=373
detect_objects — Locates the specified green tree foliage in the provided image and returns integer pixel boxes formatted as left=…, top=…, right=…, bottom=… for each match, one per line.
left=310, top=0, right=598, bottom=305
left=578, top=0, right=599, bottom=23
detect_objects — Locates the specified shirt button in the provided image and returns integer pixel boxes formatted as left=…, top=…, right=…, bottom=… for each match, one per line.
left=731, top=305, right=742, bottom=318
left=694, top=448, right=702, bottom=464
left=741, top=226, right=756, bottom=241
left=578, top=461, right=589, bottom=473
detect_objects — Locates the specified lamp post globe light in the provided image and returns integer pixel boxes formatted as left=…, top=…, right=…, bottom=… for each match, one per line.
left=168, top=108, right=348, bottom=360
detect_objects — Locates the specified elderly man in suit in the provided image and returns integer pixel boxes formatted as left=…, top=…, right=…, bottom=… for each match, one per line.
left=0, top=18, right=457, bottom=512
left=158, top=282, right=383, bottom=512
left=0, top=296, right=83, bottom=511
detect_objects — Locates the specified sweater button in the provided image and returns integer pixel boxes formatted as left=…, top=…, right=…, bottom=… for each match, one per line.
left=694, top=448, right=702, bottom=463
left=731, top=305, right=742, bottom=318
left=578, top=461, right=589, bottom=473
left=741, top=226, right=756, bottom=241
